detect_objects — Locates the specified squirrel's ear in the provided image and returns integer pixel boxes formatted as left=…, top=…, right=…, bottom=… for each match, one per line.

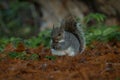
left=51, top=25, right=54, bottom=35
left=53, top=24, right=55, bottom=30
left=60, top=21, right=65, bottom=31
left=60, top=25, right=64, bottom=31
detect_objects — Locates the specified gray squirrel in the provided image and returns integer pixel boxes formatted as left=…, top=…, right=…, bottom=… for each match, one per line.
left=50, top=16, right=85, bottom=56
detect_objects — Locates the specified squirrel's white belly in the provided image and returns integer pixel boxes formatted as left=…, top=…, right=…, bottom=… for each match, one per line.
left=51, top=47, right=75, bottom=56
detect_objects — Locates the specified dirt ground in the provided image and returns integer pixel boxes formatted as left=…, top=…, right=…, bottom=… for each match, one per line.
left=0, top=41, right=120, bottom=80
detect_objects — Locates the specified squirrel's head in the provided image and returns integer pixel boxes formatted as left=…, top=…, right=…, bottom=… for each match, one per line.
left=51, top=25, right=65, bottom=43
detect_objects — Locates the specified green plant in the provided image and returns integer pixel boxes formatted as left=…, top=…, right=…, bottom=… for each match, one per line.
left=45, top=55, right=56, bottom=60
left=8, top=52, right=27, bottom=60
left=0, top=37, right=24, bottom=52
left=29, top=54, right=39, bottom=60
left=84, top=13, right=106, bottom=24
left=0, top=29, right=51, bottom=52
left=0, top=38, right=10, bottom=52
left=8, top=51, right=39, bottom=60
left=26, top=29, right=51, bottom=48
left=85, top=25, right=120, bottom=44
left=83, top=13, right=120, bottom=44
left=38, top=29, right=51, bottom=47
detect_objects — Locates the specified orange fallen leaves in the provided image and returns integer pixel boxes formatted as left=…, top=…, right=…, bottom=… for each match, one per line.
left=0, top=41, right=120, bottom=80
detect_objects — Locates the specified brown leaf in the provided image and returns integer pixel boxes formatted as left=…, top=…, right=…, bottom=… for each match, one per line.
left=3, top=43, right=15, bottom=52
left=26, top=45, right=44, bottom=54
left=15, top=42, right=26, bottom=52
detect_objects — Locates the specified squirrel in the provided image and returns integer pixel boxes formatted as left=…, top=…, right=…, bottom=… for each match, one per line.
left=50, top=16, right=85, bottom=56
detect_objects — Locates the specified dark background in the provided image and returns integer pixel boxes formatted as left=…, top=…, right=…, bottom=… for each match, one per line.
left=0, top=0, right=120, bottom=38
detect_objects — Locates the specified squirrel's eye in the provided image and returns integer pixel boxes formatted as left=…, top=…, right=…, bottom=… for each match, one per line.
left=58, top=33, right=61, bottom=36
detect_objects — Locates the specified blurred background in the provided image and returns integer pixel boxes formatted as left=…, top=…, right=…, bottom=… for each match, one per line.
left=0, top=0, right=120, bottom=38
left=0, top=1, right=120, bottom=79
left=0, top=0, right=120, bottom=49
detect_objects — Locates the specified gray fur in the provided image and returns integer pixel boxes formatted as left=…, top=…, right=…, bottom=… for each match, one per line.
left=51, top=31, right=80, bottom=56
left=51, top=16, right=85, bottom=56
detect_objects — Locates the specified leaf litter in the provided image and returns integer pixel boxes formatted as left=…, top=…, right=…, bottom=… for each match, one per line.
left=0, top=41, right=120, bottom=80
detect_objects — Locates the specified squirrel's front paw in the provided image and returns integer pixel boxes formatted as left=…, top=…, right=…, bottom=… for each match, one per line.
left=54, top=45, right=61, bottom=50
left=52, top=43, right=61, bottom=50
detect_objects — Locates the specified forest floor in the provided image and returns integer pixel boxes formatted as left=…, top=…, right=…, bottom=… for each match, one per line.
left=0, top=41, right=120, bottom=80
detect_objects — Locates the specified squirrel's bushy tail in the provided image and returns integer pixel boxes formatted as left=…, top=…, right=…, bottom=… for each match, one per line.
left=61, top=16, right=86, bottom=53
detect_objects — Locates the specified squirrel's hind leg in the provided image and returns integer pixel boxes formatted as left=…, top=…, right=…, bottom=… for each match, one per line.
left=51, top=49, right=66, bottom=56
left=65, top=47, right=76, bottom=56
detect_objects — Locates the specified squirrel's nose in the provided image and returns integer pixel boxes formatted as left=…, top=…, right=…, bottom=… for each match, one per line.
left=54, top=39, right=59, bottom=43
